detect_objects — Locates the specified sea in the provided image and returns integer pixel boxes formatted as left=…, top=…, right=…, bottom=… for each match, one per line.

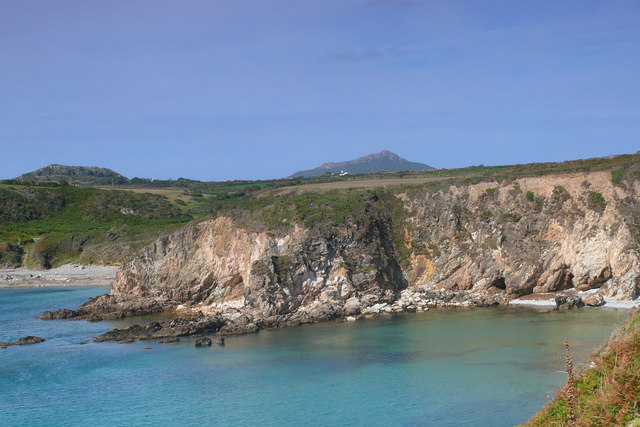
left=0, top=286, right=628, bottom=426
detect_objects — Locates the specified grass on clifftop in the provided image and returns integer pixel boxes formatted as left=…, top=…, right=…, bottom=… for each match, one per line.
left=3, top=152, right=639, bottom=269
left=525, top=309, right=640, bottom=426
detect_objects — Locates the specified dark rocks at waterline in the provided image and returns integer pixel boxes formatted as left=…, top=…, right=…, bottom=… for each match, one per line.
left=93, top=313, right=225, bottom=343
left=39, top=294, right=173, bottom=322
left=555, top=295, right=585, bottom=310
left=160, top=337, right=180, bottom=344
left=17, top=336, right=46, bottom=345
left=39, top=308, right=79, bottom=320
left=195, top=337, right=212, bottom=347
left=0, top=336, right=46, bottom=349
left=82, top=291, right=507, bottom=345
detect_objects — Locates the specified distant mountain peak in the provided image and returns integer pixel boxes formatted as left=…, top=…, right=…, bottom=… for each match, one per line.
left=290, top=150, right=434, bottom=178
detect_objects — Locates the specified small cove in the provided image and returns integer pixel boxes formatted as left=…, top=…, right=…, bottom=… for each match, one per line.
left=0, top=287, right=628, bottom=426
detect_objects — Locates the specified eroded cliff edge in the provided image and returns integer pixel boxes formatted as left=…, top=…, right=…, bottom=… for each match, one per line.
left=42, top=170, right=640, bottom=341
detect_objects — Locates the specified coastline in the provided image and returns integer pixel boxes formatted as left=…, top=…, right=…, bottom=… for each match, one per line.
left=509, top=288, right=640, bottom=309
left=524, top=307, right=640, bottom=425
left=0, top=264, right=117, bottom=289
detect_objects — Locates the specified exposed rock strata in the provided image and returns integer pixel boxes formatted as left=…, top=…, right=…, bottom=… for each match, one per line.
left=44, top=171, right=640, bottom=341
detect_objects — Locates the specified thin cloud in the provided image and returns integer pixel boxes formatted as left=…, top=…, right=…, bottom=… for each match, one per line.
left=327, top=46, right=404, bottom=62
left=365, top=0, right=422, bottom=9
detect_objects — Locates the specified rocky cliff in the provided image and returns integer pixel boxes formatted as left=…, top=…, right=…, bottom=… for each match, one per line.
left=398, top=171, right=640, bottom=302
left=43, top=169, right=640, bottom=341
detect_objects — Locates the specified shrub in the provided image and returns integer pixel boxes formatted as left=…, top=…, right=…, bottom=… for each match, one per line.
left=480, top=210, right=493, bottom=219
left=551, top=186, right=571, bottom=209
left=0, top=188, right=66, bottom=224
left=0, top=242, right=23, bottom=267
left=83, top=191, right=183, bottom=220
left=611, top=170, right=623, bottom=185
left=526, top=191, right=535, bottom=202
left=588, top=191, right=607, bottom=212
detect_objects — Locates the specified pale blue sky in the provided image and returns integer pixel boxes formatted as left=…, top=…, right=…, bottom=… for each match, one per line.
left=1, top=0, right=639, bottom=180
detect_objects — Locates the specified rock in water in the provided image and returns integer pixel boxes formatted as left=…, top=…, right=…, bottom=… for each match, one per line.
left=0, top=336, right=46, bottom=348
left=195, top=337, right=212, bottom=347
left=17, top=336, right=45, bottom=345
left=215, top=337, right=225, bottom=346
left=39, top=308, right=78, bottom=320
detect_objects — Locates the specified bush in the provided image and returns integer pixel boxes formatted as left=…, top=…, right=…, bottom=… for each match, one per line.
left=526, top=191, right=535, bottom=202
left=31, top=233, right=92, bottom=268
left=588, top=191, right=607, bottom=212
left=0, top=188, right=66, bottom=224
left=83, top=191, right=183, bottom=220
left=480, top=210, right=493, bottom=219
left=611, top=170, right=623, bottom=185
left=0, top=242, right=24, bottom=267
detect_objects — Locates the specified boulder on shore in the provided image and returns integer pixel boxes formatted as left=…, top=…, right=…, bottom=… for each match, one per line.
left=555, top=295, right=585, bottom=310
left=582, top=292, right=605, bottom=307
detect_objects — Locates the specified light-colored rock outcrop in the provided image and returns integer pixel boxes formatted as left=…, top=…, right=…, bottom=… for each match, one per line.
left=401, top=171, right=640, bottom=301
left=46, top=170, right=640, bottom=340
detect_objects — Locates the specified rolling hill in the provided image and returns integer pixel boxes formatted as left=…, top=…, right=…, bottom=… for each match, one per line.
left=289, top=150, right=434, bottom=178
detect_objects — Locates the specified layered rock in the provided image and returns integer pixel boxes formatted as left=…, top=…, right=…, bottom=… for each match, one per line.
left=58, top=205, right=407, bottom=336
left=44, top=170, right=640, bottom=340
left=400, top=171, right=640, bottom=301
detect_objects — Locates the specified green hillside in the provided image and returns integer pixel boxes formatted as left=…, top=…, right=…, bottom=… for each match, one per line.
left=2, top=152, right=639, bottom=269
left=18, top=164, right=129, bottom=186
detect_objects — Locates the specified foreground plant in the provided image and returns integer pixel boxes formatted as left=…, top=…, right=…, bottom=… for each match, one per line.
left=526, top=310, right=640, bottom=426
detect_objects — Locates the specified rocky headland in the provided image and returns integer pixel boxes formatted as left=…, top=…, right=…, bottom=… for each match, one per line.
left=41, top=169, right=640, bottom=343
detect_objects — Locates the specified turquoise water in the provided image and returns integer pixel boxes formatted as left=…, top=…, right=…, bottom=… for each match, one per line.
left=0, top=287, right=627, bottom=426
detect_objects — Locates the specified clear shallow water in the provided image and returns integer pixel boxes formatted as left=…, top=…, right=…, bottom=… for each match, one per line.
left=0, top=287, right=628, bottom=426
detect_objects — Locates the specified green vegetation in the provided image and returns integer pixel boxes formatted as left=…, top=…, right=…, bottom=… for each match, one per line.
left=526, top=191, right=536, bottom=202
left=611, top=170, right=623, bottom=185
left=3, top=151, right=639, bottom=268
left=500, top=212, right=518, bottom=223
left=0, top=184, right=192, bottom=267
left=588, top=191, right=607, bottom=211
left=480, top=210, right=493, bottom=219
left=254, top=190, right=369, bottom=230
left=0, top=187, right=66, bottom=223
left=526, top=309, right=640, bottom=426
left=17, top=164, right=128, bottom=186
left=550, top=186, right=571, bottom=209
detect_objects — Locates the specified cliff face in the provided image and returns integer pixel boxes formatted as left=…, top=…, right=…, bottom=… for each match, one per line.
left=399, top=171, right=640, bottom=302
left=77, top=202, right=407, bottom=325
left=54, top=170, right=640, bottom=336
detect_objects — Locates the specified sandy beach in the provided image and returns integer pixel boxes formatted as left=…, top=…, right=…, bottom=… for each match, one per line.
left=0, top=264, right=118, bottom=288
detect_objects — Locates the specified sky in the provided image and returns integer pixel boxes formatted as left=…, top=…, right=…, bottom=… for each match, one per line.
left=1, top=0, right=639, bottom=181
